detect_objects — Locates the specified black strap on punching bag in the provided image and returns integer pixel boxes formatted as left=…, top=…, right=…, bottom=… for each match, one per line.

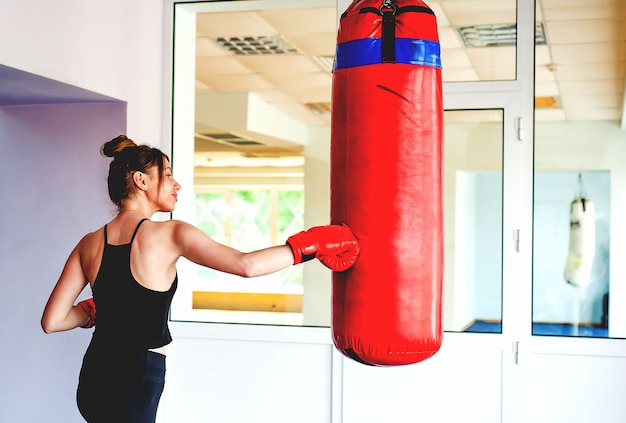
left=381, top=0, right=397, bottom=63
left=358, top=1, right=436, bottom=64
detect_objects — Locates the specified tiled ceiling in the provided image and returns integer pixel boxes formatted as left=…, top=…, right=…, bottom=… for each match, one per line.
left=194, top=0, right=626, bottom=157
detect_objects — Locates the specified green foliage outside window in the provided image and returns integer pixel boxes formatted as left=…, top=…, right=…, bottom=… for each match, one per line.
left=194, top=189, right=304, bottom=286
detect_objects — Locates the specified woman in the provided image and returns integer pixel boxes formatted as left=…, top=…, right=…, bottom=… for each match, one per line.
left=41, top=135, right=359, bottom=422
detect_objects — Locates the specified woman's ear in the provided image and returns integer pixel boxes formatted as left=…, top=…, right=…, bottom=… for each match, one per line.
left=132, top=171, right=144, bottom=191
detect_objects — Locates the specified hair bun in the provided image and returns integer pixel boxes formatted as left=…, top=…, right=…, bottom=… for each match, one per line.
left=101, top=135, right=138, bottom=158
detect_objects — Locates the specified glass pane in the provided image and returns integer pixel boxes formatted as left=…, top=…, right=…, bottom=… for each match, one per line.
left=432, top=0, right=518, bottom=82
left=192, top=189, right=305, bottom=326
left=532, top=172, right=610, bottom=337
left=443, top=109, right=503, bottom=333
left=532, top=0, right=625, bottom=339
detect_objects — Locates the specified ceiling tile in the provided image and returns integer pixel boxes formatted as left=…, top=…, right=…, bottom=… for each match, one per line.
left=438, top=27, right=464, bottom=49
left=441, top=0, right=516, bottom=26
left=535, top=81, right=560, bottom=97
left=283, top=32, right=337, bottom=56
left=535, top=65, right=558, bottom=84
left=261, top=72, right=331, bottom=89
left=197, top=37, right=230, bottom=57
left=257, top=7, right=337, bottom=34
left=441, top=49, right=472, bottom=68
left=196, top=74, right=273, bottom=92
left=545, top=19, right=626, bottom=44
left=561, top=93, right=623, bottom=109
left=551, top=42, right=626, bottom=64
left=465, top=46, right=516, bottom=68
left=196, top=56, right=253, bottom=75
left=236, top=55, right=321, bottom=74
left=429, top=4, right=450, bottom=27
left=196, top=11, right=277, bottom=37
left=540, top=0, right=626, bottom=21
left=553, top=62, right=625, bottom=81
left=559, top=79, right=624, bottom=94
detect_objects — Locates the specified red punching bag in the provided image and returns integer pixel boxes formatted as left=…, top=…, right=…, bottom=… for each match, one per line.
left=331, top=0, right=443, bottom=366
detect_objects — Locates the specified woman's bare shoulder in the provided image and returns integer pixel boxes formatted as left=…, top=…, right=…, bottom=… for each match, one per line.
left=77, top=227, right=105, bottom=247
left=154, top=219, right=207, bottom=246
left=154, top=219, right=194, bottom=231
left=73, top=227, right=106, bottom=262
left=141, top=218, right=195, bottom=240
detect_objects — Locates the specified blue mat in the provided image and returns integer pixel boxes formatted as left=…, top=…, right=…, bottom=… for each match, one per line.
left=463, top=320, right=608, bottom=338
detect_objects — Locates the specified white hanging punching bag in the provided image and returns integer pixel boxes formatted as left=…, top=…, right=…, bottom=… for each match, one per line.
left=563, top=175, right=596, bottom=288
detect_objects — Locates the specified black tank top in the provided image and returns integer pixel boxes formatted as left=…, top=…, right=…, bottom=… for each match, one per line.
left=92, top=219, right=177, bottom=349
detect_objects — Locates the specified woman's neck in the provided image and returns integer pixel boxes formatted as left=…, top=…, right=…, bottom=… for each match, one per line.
left=118, top=204, right=153, bottom=220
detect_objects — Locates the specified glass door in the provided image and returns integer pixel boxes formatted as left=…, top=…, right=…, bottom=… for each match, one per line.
left=524, top=1, right=626, bottom=422
left=443, top=83, right=530, bottom=421
left=532, top=0, right=626, bottom=340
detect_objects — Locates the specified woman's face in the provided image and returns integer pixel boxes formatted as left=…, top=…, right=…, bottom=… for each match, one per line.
left=146, top=158, right=181, bottom=212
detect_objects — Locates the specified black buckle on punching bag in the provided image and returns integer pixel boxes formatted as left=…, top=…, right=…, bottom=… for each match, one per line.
left=380, top=0, right=397, bottom=63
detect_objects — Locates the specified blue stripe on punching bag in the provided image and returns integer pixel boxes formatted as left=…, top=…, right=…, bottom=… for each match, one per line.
left=333, top=38, right=441, bottom=71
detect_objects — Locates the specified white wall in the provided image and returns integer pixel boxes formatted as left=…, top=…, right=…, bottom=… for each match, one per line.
left=0, top=0, right=165, bottom=145
left=341, top=340, right=503, bottom=423
left=0, top=3, right=166, bottom=420
left=0, top=102, right=126, bottom=422
left=162, top=323, right=336, bottom=423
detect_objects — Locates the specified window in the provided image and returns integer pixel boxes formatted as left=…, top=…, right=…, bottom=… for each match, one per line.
left=190, top=189, right=305, bottom=325
left=170, top=0, right=517, bottom=328
left=443, top=110, right=504, bottom=333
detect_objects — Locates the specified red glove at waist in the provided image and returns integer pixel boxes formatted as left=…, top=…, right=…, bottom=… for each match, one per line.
left=77, top=298, right=96, bottom=328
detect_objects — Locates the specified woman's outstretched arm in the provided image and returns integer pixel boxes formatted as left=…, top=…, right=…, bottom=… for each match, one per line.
left=172, top=220, right=295, bottom=278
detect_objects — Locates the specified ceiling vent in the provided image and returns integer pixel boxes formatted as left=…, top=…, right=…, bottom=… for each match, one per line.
left=458, top=22, right=546, bottom=48
left=212, top=35, right=297, bottom=55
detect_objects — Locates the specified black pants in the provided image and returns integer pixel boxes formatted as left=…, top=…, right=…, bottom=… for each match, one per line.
left=77, top=345, right=166, bottom=423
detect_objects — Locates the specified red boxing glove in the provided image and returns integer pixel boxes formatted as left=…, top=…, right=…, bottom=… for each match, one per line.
left=286, top=224, right=360, bottom=271
left=77, top=298, right=96, bottom=328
